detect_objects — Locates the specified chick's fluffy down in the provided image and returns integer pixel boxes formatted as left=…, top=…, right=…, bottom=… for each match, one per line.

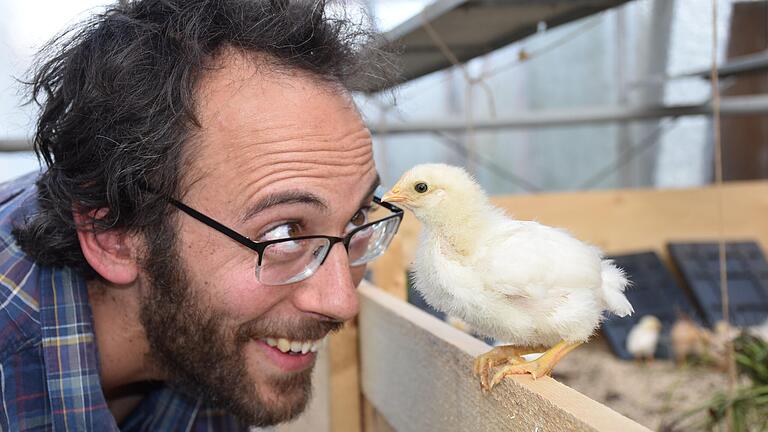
left=389, top=164, right=632, bottom=348
left=414, top=217, right=621, bottom=346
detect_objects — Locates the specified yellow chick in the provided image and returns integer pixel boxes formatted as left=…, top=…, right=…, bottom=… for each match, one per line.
left=710, top=320, right=739, bottom=371
left=625, top=315, right=662, bottom=363
left=382, top=164, right=633, bottom=391
left=670, top=315, right=711, bottom=365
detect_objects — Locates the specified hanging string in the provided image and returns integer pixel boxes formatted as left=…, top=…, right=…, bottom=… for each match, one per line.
left=578, top=118, right=676, bottom=189
left=710, top=1, right=736, bottom=430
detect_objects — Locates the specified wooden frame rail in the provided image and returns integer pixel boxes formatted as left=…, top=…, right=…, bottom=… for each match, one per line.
left=358, top=282, right=649, bottom=432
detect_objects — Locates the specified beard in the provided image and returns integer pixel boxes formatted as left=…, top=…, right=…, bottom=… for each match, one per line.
left=137, top=217, right=342, bottom=426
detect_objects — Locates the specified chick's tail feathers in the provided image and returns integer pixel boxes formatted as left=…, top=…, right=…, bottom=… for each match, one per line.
left=600, top=260, right=633, bottom=317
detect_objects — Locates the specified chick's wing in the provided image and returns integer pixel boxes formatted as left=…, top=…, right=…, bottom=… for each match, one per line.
left=477, top=220, right=603, bottom=301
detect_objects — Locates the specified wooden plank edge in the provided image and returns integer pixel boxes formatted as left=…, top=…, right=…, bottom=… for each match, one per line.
left=358, top=281, right=650, bottom=432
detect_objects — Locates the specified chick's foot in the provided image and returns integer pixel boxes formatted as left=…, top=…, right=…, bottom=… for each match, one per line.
left=474, top=345, right=547, bottom=392
left=487, top=341, right=582, bottom=390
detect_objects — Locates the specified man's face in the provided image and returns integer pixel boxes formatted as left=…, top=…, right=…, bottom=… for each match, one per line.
left=139, top=54, right=376, bottom=426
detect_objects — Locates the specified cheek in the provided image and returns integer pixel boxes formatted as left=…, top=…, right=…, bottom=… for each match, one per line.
left=180, top=234, right=284, bottom=317
left=212, top=265, right=288, bottom=317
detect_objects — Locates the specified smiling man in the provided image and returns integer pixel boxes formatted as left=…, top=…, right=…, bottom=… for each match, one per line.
left=0, top=0, right=400, bottom=430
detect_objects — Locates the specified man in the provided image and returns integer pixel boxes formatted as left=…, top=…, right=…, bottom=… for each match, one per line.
left=0, top=0, right=400, bottom=430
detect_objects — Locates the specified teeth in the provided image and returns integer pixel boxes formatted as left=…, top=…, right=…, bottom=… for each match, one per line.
left=263, top=337, right=325, bottom=354
left=277, top=338, right=291, bottom=353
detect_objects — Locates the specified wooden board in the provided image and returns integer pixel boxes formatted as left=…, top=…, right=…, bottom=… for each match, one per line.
left=277, top=321, right=361, bottom=432
left=278, top=346, right=330, bottom=432
left=363, top=398, right=396, bottom=432
left=329, top=321, right=362, bottom=432
left=491, top=181, right=768, bottom=258
left=358, top=282, right=650, bottom=432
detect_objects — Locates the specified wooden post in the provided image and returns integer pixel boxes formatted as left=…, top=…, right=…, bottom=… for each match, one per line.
left=722, top=1, right=768, bottom=180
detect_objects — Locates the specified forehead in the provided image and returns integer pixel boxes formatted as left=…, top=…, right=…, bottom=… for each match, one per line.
left=185, top=53, right=376, bottom=217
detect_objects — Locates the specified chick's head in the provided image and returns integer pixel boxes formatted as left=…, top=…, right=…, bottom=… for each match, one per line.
left=637, top=315, right=663, bottom=332
left=381, top=164, right=488, bottom=224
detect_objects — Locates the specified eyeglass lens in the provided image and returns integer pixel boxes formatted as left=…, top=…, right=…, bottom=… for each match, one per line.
left=255, top=217, right=399, bottom=286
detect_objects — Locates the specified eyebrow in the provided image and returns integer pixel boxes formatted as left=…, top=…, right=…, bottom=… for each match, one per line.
left=241, top=173, right=381, bottom=223
left=242, top=191, right=328, bottom=223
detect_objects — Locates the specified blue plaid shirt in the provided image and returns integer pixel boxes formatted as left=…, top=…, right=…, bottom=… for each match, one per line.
left=0, top=173, right=248, bottom=431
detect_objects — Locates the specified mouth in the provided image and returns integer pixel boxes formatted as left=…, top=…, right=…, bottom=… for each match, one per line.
left=254, top=336, right=327, bottom=372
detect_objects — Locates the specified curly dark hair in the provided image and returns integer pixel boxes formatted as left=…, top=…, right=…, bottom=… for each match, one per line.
left=13, top=0, right=394, bottom=279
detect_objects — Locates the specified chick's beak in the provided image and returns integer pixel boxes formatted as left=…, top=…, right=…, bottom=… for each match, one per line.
left=381, top=187, right=407, bottom=203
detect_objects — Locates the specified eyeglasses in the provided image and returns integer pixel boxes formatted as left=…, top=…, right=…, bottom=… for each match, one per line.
left=167, top=196, right=403, bottom=286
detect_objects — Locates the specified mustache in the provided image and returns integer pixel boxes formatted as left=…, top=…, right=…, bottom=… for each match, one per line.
left=235, top=316, right=345, bottom=344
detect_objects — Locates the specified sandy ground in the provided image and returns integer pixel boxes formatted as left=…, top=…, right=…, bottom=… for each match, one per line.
left=550, top=336, right=729, bottom=431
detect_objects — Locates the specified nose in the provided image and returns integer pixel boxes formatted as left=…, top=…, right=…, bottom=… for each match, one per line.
left=291, top=242, right=360, bottom=322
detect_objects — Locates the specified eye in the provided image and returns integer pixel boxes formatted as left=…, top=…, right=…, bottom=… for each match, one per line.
left=261, top=222, right=301, bottom=241
left=346, top=207, right=370, bottom=233
left=414, top=182, right=428, bottom=193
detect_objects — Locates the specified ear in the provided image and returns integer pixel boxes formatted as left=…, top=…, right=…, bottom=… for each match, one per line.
left=74, top=208, right=140, bottom=285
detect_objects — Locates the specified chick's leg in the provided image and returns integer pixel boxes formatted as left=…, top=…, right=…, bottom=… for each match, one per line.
left=488, top=341, right=582, bottom=390
left=474, top=345, right=547, bottom=391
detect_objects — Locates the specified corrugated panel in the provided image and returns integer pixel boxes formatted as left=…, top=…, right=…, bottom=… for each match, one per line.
left=602, top=251, right=703, bottom=360
left=364, top=0, right=632, bottom=92
left=668, top=241, right=768, bottom=327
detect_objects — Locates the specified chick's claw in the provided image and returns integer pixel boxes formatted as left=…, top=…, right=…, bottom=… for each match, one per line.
left=489, top=361, right=550, bottom=389
left=482, top=341, right=583, bottom=391
left=474, top=345, right=542, bottom=392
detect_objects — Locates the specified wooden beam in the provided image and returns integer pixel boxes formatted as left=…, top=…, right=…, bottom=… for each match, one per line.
left=490, top=181, right=768, bottom=259
left=362, top=397, right=396, bottom=432
left=329, top=321, right=362, bottom=432
left=358, top=282, right=649, bottom=432
left=277, top=321, right=362, bottom=432
left=278, top=347, right=331, bottom=432
left=721, top=1, right=768, bottom=181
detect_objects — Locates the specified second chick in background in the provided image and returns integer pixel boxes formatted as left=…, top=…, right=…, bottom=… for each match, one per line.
left=626, top=315, right=662, bottom=363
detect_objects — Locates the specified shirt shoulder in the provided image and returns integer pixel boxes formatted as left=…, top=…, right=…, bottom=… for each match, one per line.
left=0, top=172, right=43, bottom=359
left=121, top=385, right=251, bottom=432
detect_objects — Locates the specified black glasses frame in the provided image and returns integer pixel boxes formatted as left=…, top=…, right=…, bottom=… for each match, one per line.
left=167, top=196, right=404, bottom=267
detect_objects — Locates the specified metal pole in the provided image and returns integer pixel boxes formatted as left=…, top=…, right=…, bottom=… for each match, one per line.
left=365, top=95, right=768, bottom=135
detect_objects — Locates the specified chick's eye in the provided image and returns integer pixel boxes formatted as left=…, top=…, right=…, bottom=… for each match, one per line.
left=414, top=182, right=428, bottom=193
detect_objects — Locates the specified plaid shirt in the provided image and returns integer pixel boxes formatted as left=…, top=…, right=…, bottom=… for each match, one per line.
left=0, top=173, right=249, bottom=431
